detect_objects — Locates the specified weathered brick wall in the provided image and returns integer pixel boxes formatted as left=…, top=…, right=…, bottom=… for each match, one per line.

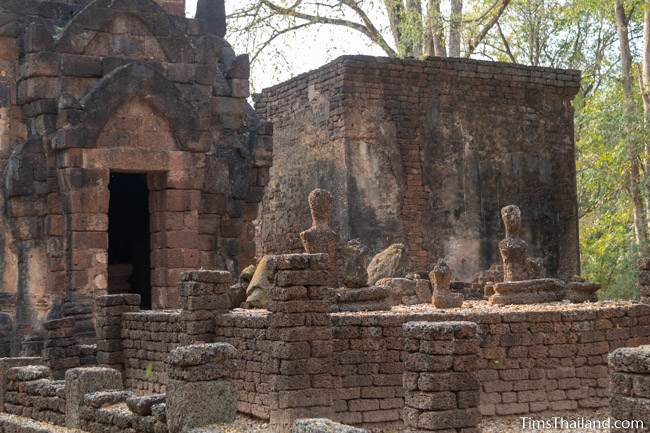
left=0, top=0, right=270, bottom=349
left=609, top=345, right=650, bottom=432
left=178, top=270, right=231, bottom=344
left=121, top=310, right=182, bottom=393
left=214, top=310, right=271, bottom=419
left=254, top=61, right=348, bottom=256
left=330, top=302, right=650, bottom=427
left=96, top=294, right=141, bottom=370
left=4, top=365, right=65, bottom=426
left=213, top=302, right=650, bottom=427
left=402, top=321, right=481, bottom=432
left=256, top=56, right=580, bottom=281
left=331, top=314, right=403, bottom=426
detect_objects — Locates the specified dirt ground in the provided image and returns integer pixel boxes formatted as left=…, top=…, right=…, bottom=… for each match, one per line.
left=207, top=408, right=615, bottom=433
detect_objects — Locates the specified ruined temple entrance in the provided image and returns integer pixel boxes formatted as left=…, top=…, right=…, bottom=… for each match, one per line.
left=107, top=172, right=152, bottom=309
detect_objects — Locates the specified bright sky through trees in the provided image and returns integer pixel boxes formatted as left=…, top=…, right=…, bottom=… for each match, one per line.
left=185, top=0, right=384, bottom=91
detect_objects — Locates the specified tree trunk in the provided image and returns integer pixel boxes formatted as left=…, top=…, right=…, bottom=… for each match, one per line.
left=405, top=0, right=423, bottom=56
left=616, top=0, right=649, bottom=255
left=384, top=0, right=404, bottom=53
left=424, top=0, right=446, bottom=56
left=643, top=0, right=650, bottom=235
left=448, top=0, right=463, bottom=57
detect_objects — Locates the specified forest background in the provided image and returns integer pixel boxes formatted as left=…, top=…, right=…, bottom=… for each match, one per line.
left=188, top=0, right=648, bottom=299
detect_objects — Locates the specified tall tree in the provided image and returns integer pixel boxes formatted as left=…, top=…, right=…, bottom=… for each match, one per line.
left=615, top=0, right=649, bottom=255
left=228, top=0, right=511, bottom=64
left=642, top=0, right=650, bottom=234
left=424, top=0, right=445, bottom=56
left=448, top=0, right=463, bottom=56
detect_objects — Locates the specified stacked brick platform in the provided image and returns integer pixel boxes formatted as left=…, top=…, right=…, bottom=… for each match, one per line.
left=326, top=302, right=650, bottom=424
left=166, top=343, right=238, bottom=433
left=122, top=310, right=183, bottom=393
left=96, top=294, right=141, bottom=370
left=42, top=318, right=80, bottom=379
left=0, top=358, right=44, bottom=410
left=402, top=321, right=480, bottom=433
left=80, top=398, right=167, bottom=433
left=609, top=345, right=650, bottom=432
left=69, top=366, right=167, bottom=433
left=212, top=299, right=650, bottom=428
left=65, top=367, right=123, bottom=429
left=214, top=309, right=272, bottom=419
left=178, top=270, right=232, bottom=344
left=330, top=313, right=404, bottom=426
left=266, top=253, right=336, bottom=433
left=4, top=365, right=65, bottom=426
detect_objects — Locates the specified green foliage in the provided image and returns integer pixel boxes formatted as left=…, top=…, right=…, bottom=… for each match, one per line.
left=229, top=0, right=650, bottom=300
left=485, top=0, right=648, bottom=300
left=575, top=70, right=646, bottom=299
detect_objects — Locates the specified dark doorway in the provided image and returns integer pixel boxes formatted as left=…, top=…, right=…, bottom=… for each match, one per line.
left=107, top=173, right=151, bottom=309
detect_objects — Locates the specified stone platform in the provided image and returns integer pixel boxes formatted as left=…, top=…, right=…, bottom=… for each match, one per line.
left=216, top=299, right=650, bottom=428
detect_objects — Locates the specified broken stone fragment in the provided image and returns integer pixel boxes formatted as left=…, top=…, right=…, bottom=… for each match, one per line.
left=489, top=278, right=566, bottom=305
left=609, top=346, right=650, bottom=373
left=414, top=278, right=432, bottom=303
left=7, top=365, right=50, bottom=382
left=152, top=402, right=166, bottom=423
left=566, top=276, right=600, bottom=303
left=367, top=243, right=409, bottom=285
left=376, top=277, right=418, bottom=306
left=228, top=284, right=246, bottom=309
left=167, top=343, right=236, bottom=368
left=230, top=264, right=256, bottom=308
left=334, top=286, right=388, bottom=303
left=126, top=393, right=165, bottom=416
left=239, top=264, right=256, bottom=285
left=484, top=282, right=495, bottom=298
left=291, top=418, right=369, bottom=433
left=430, top=259, right=463, bottom=309
left=83, top=390, right=133, bottom=409
left=65, top=367, right=123, bottom=429
left=331, top=286, right=390, bottom=312
left=339, top=239, right=369, bottom=288
left=245, top=255, right=276, bottom=308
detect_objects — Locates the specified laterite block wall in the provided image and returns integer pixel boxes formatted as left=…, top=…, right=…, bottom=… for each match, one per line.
left=215, top=301, right=650, bottom=428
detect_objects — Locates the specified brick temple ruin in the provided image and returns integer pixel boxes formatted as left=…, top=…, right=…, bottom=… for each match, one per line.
left=1, top=1, right=650, bottom=433
left=255, top=56, right=581, bottom=281
left=0, top=0, right=272, bottom=351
